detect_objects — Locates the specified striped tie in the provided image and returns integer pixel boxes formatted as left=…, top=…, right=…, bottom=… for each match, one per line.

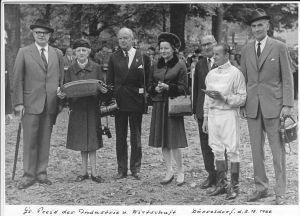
left=257, top=42, right=261, bottom=58
left=41, top=48, right=48, bottom=70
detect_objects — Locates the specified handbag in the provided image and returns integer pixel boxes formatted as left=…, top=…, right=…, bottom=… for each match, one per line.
left=100, top=99, right=119, bottom=117
left=279, top=116, right=297, bottom=154
left=168, top=90, right=193, bottom=116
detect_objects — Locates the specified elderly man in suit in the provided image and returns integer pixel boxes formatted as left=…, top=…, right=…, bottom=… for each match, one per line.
left=193, top=35, right=219, bottom=189
left=63, top=47, right=75, bottom=70
left=107, top=27, right=150, bottom=180
left=240, top=9, right=294, bottom=205
left=12, top=19, right=64, bottom=189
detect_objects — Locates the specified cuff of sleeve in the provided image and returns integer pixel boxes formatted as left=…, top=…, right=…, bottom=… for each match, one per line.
left=168, top=84, right=179, bottom=96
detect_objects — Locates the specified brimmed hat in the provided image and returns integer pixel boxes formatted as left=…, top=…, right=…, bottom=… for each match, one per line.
left=73, top=39, right=91, bottom=49
left=158, top=32, right=181, bottom=50
left=30, top=19, right=54, bottom=33
left=247, top=8, right=270, bottom=25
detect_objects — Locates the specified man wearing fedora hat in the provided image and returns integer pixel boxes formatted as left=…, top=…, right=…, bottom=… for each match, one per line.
left=240, top=8, right=294, bottom=204
left=12, top=18, right=64, bottom=189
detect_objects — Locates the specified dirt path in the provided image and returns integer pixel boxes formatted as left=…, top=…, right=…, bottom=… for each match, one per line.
left=5, top=102, right=298, bottom=205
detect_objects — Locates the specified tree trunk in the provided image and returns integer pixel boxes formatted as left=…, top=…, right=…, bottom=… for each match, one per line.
left=268, top=21, right=274, bottom=37
left=44, top=4, right=51, bottom=20
left=170, top=4, right=188, bottom=51
left=162, top=8, right=166, bottom=32
left=212, top=5, right=224, bottom=43
left=69, top=4, right=83, bottom=46
left=5, top=4, right=21, bottom=86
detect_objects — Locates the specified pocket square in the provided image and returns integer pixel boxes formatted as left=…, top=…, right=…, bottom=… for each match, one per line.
left=138, top=65, right=143, bottom=69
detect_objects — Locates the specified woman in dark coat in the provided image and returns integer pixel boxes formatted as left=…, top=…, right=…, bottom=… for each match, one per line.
left=61, top=39, right=106, bottom=183
left=148, top=32, right=188, bottom=186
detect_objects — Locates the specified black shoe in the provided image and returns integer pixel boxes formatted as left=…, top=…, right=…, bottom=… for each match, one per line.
left=160, top=175, right=174, bottom=185
left=75, top=174, right=89, bottom=182
left=91, top=175, right=105, bottom=183
left=114, top=173, right=127, bottom=180
left=225, top=184, right=239, bottom=200
left=18, top=178, right=36, bottom=189
left=37, top=178, right=52, bottom=185
left=208, top=183, right=227, bottom=196
left=200, top=177, right=215, bottom=189
left=247, top=190, right=268, bottom=202
left=131, top=172, right=141, bottom=180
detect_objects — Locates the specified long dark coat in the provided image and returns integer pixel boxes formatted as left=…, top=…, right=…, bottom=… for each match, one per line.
left=148, top=55, right=188, bottom=149
left=65, top=60, right=104, bottom=151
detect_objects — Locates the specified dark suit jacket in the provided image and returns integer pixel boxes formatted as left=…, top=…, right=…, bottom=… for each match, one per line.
left=12, top=43, right=64, bottom=115
left=107, top=48, right=150, bottom=113
left=240, top=37, right=294, bottom=118
left=193, top=57, right=218, bottom=119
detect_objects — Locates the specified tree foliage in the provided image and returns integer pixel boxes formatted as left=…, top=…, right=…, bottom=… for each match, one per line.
left=4, top=3, right=298, bottom=59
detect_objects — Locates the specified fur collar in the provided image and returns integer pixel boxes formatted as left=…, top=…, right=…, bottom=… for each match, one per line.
left=157, top=54, right=179, bottom=69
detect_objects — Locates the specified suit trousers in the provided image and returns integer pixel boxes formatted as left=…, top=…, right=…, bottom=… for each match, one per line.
left=22, top=105, right=55, bottom=179
left=197, top=118, right=216, bottom=178
left=115, top=111, right=142, bottom=174
left=247, top=105, right=286, bottom=196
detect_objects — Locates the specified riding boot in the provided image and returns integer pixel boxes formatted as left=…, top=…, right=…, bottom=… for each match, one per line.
left=225, top=162, right=240, bottom=200
left=208, top=160, right=227, bottom=196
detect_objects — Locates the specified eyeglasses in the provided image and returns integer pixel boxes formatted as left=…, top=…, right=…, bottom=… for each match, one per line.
left=202, top=42, right=213, bottom=47
left=34, top=31, right=50, bottom=36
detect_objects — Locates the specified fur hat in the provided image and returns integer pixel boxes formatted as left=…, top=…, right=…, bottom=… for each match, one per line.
left=73, top=39, right=91, bottom=49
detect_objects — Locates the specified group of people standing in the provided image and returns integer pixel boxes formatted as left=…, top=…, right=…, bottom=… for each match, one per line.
left=11, top=8, right=294, bottom=205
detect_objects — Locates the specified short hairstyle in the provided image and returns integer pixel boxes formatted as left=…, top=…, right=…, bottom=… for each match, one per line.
left=118, top=27, right=134, bottom=39
left=215, top=43, right=231, bottom=55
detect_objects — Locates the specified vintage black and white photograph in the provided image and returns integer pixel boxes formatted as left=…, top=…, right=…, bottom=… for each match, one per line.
left=1, top=0, right=299, bottom=215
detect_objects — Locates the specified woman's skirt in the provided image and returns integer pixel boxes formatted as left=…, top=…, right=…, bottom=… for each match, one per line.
left=148, top=101, right=188, bottom=149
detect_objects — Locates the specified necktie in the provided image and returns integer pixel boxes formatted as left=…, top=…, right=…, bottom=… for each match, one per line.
left=125, top=50, right=129, bottom=67
left=41, top=48, right=48, bottom=70
left=257, top=42, right=261, bottom=58
left=207, top=58, right=211, bottom=71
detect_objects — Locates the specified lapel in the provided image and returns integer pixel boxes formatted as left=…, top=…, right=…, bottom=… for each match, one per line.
left=249, top=41, right=258, bottom=70
left=48, top=46, right=56, bottom=71
left=130, top=49, right=142, bottom=70
left=118, top=50, right=129, bottom=81
left=29, top=44, right=47, bottom=72
left=258, top=37, right=273, bottom=70
left=202, top=58, right=209, bottom=76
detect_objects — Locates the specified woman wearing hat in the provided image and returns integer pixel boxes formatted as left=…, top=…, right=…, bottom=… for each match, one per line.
left=148, top=32, right=188, bottom=186
left=61, top=39, right=106, bottom=183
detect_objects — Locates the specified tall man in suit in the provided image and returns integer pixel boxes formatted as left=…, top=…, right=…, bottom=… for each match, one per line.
left=107, top=27, right=150, bottom=180
left=12, top=19, right=64, bottom=189
left=193, top=35, right=218, bottom=189
left=240, top=9, right=294, bottom=205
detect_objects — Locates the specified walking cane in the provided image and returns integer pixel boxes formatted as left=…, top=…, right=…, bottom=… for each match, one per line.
left=12, top=112, right=23, bottom=180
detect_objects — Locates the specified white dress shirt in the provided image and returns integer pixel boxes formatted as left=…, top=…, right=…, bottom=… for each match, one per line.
left=255, top=35, right=268, bottom=55
left=35, top=42, right=49, bottom=63
left=207, top=57, right=214, bottom=69
left=123, top=47, right=136, bottom=68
